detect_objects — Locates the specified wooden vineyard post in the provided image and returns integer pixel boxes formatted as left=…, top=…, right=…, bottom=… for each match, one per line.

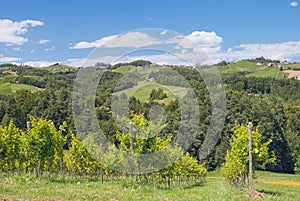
left=59, top=127, right=64, bottom=175
left=129, top=122, right=134, bottom=152
left=129, top=122, right=135, bottom=179
left=248, top=122, right=253, bottom=189
left=101, top=168, right=104, bottom=184
left=26, top=121, right=31, bottom=131
left=27, top=121, right=38, bottom=177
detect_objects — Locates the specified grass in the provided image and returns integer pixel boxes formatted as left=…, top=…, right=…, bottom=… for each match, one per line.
left=40, top=64, right=75, bottom=73
left=114, top=81, right=188, bottom=104
left=216, top=60, right=284, bottom=78
left=246, top=68, right=284, bottom=79
left=0, top=171, right=299, bottom=201
left=112, top=65, right=136, bottom=74
left=217, top=61, right=260, bottom=74
left=0, top=83, right=40, bottom=95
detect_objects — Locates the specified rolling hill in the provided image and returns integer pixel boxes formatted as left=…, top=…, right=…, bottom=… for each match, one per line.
left=0, top=83, right=41, bottom=95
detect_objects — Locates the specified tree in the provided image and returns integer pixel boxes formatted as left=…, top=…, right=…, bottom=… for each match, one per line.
left=221, top=124, right=275, bottom=187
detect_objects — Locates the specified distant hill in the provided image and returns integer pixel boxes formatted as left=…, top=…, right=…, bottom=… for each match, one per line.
left=215, top=60, right=286, bottom=79
left=41, top=63, right=76, bottom=73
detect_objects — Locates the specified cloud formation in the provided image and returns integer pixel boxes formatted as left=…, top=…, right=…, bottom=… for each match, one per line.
left=209, top=41, right=300, bottom=64
left=45, top=46, right=55, bottom=51
left=290, top=1, right=298, bottom=7
left=187, top=31, right=223, bottom=47
left=0, top=54, right=21, bottom=62
left=23, top=60, right=59, bottom=67
left=21, top=30, right=300, bottom=67
left=71, top=32, right=161, bottom=49
left=0, top=19, right=44, bottom=45
left=37, top=39, right=50, bottom=44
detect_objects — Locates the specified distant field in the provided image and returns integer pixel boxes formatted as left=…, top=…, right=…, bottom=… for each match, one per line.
left=217, top=61, right=260, bottom=73
left=0, top=83, right=40, bottom=95
left=113, top=81, right=188, bottom=104
left=216, top=61, right=285, bottom=78
left=246, top=68, right=284, bottom=79
left=0, top=171, right=299, bottom=201
left=112, top=65, right=136, bottom=74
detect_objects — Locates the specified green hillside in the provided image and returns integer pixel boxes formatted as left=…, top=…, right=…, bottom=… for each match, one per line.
left=111, top=65, right=136, bottom=74
left=114, top=81, right=188, bottom=104
left=216, top=60, right=285, bottom=78
left=41, top=64, right=76, bottom=73
left=0, top=83, right=40, bottom=95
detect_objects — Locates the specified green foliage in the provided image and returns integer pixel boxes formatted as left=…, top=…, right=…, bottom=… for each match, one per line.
left=64, top=133, right=97, bottom=175
left=0, top=118, right=65, bottom=175
left=0, top=83, right=40, bottom=96
left=221, top=124, right=275, bottom=187
left=150, top=88, right=168, bottom=101
left=284, top=101, right=300, bottom=173
left=0, top=121, right=24, bottom=172
left=25, top=118, right=66, bottom=175
left=116, top=113, right=207, bottom=181
left=116, top=113, right=170, bottom=153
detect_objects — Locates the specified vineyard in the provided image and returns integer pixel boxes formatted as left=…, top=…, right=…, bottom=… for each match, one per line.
left=0, top=115, right=207, bottom=189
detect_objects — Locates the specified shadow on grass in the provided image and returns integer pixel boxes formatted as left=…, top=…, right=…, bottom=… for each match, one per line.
left=156, top=182, right=205, bottom=190
left=256, top=189, right=283, bottom=196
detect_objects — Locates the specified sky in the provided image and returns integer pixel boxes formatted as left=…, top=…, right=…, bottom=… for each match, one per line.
left=0, top=0, right=300, bottom=66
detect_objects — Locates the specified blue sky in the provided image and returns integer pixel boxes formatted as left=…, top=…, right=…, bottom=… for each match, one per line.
left=0, top=0, right=299, bottom=66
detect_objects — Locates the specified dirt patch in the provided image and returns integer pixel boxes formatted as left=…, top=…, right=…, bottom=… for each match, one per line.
left=284, top=70, right=300, bottom=78
left=249, top=189, right=266, bottom=199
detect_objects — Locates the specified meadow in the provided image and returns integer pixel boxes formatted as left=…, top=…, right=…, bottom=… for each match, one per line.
left=0, top=83, right=40, bottom=95
left=0, top=171, right=299, bottom=201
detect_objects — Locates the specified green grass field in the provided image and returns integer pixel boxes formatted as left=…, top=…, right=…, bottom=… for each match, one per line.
left=216, top=61, right=284, bottom=78
left=217, top=61, right=260, bottom=73
left=0, top=171, right=299, bottom=201
left=246, top=68, right=284, bottom=79
left=112, top=65, right=137, bottom=74
left=0, top=83, right=40, bottom=95
left=114, top=81, right=188, bottom=104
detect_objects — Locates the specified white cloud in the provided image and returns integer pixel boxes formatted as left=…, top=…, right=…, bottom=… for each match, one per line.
left=166, top=31, right=223, bottom=49
left=0, top=19, right=44, bottom=45
left=24, top=60, right=60, bottom=67
left=290, top=1, right=298, bottom=7
left=204, top=41, right=300, bottom=64
left=160, top=30, right=168, bottom=35
left=65, top=56, right=119, bottom=67
left=12, top=47, right=22, bottom=51
left=30, top=50, right=35, bottom=54
left=187, top=31, right=223, bottom=47
left=111, top=54, right=191, bottom=66
left=33, top=39, right=300, bottom=67
left=37, top=39, right=50, bottom=44
left=70, top=32, right=161, bottom=49
left=45, top=46, right=55, bottom=51
left=0, top=54, right=21, bottom=62
left=26, top=30, right=300, bottom=67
